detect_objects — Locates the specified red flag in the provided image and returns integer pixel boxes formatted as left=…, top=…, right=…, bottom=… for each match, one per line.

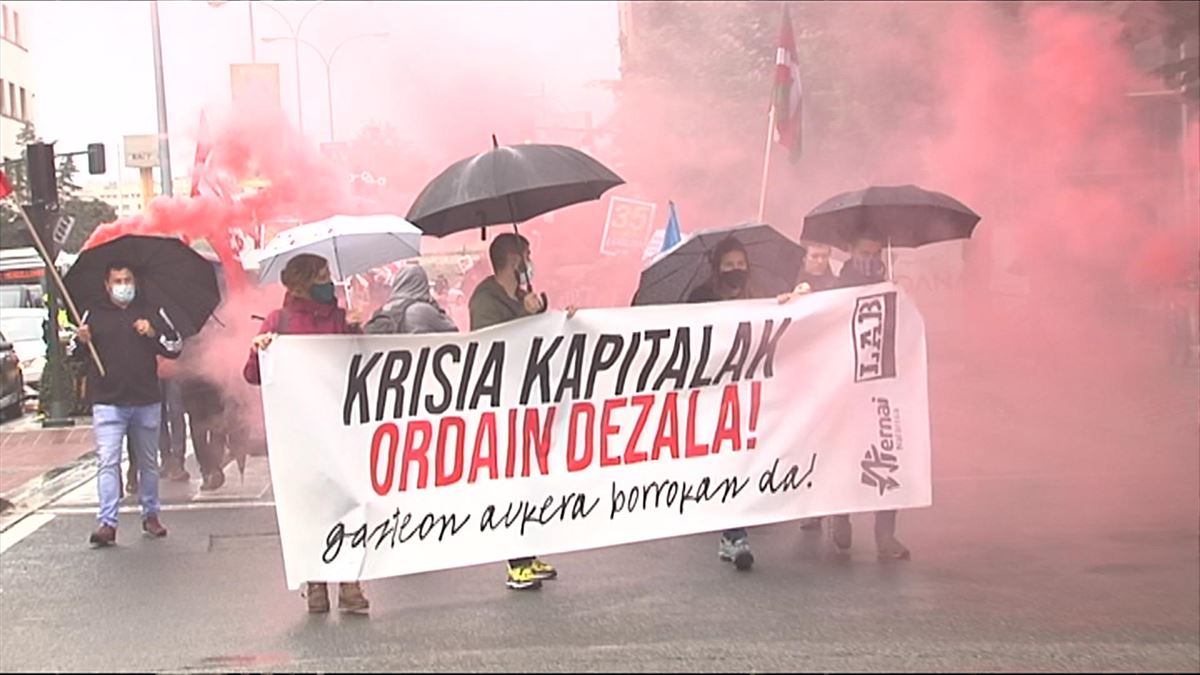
left=772, top=5, right=803, bottom=161
left=190, top=111, right=211, bottom=198
left=0, top=168, right=12, bottom=200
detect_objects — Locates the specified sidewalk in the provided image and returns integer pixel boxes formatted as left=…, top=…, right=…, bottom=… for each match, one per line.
left=0, top=414, right=94, bottom=499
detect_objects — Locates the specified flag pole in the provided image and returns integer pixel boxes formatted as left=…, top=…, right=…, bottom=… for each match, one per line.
left=4, top=198, right=107, bottom=377
left=756, top=106, right=776, bottom=223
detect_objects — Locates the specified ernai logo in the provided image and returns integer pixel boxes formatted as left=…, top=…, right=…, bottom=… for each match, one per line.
left=852, top=292, right=897, bottom=383
left=860, top=396, right=904, bottom=496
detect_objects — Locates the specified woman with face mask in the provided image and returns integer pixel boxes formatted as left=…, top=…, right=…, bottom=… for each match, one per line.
left=685, top=235, right=760, bottom=571
left=686, top=235, right=756, bottom=304
left=242, top=253, right=369, bottom=614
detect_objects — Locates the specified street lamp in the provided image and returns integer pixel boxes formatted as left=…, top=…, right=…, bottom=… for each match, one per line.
left=252, top=1, right=326, bottom=134
left=261, top=33, right=389, bottom=142
left=206, top=0, right=257, bottom=63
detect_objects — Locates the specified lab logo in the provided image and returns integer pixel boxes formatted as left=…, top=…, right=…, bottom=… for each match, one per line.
left=852, top=292, right=897, bottom=383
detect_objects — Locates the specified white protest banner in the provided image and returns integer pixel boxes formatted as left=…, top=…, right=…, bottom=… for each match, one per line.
left=259, top=283, right=930, bottom=589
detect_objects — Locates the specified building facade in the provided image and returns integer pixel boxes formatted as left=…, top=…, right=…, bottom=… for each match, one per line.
left=0, top=1, right=33, bottom=161
left=79, top=177, right=193, bottom=217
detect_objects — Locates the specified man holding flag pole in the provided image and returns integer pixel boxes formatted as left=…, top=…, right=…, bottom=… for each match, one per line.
left=757, top=4, right=803, bottom=223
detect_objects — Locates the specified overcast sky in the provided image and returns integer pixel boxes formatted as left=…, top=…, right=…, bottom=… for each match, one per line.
left=16, top=0, right=619, bottom=185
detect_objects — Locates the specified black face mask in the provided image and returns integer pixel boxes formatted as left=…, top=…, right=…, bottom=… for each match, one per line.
left=719, top=268, right=749, bottom=291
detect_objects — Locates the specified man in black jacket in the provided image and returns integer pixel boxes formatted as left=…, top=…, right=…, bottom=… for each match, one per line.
left=74, top=262, right=183, bottom=547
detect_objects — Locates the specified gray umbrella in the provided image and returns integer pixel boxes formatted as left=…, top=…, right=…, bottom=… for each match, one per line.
left=407, top=140, right=625, bottom=237
left=632, top=223, right=804, bottom=306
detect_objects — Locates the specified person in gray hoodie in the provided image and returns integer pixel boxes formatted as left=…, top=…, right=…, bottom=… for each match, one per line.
left=363, top=264, right=460, bottom=335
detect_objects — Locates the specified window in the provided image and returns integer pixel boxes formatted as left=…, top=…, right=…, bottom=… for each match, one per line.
left=0, top=78, right=5, bottom=117
left=12, top=9, right=18, bottom=46
left=7, top=82, right=14, bottom=118
left=2, top=6, right=9, bottom=41
left=18, top=86, right=25, bottom=120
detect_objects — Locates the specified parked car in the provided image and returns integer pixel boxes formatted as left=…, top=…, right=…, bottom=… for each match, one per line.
left=0, top=331, right=24, bottom=419
left=0, top=308, right=49, bottom=388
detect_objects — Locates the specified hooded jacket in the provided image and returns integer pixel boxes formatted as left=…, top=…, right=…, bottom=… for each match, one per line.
left=242, top=293, right=357, bottom=385
left=363, top=265, right=459, bottom=335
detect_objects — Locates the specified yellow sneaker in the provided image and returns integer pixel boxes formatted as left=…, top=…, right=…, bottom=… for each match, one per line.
left=530, top=558, right=558, bottom=580
left=506, top=563, right=543, bottom=590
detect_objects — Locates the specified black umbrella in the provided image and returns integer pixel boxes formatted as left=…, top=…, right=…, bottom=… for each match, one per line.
left=632, top=223, right=804, bottom=306
left=407, top=139, right=625, bottom=237
left=801, top=184, right=980, bottom=249
left=64, top=235, right=221, bottom=338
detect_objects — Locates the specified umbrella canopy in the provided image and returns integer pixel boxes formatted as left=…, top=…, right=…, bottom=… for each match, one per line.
left=801, top=184, right=980, bottom=249
left=632, top=223, right=804, bottom=306
left=63, top=235, right=220, bottom=338
left=407, top=142, right=625, bottom=237
left=253, top=214, right=422, bottom=285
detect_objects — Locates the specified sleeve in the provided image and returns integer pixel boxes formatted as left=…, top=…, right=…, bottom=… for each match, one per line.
left=242, top=310, right=280, bottom=386
left=469, top=295, right=504, bottom=331
left=150, top=309, right=183, bottom=360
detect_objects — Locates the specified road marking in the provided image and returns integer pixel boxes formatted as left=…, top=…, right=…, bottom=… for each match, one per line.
left=0, top=513, right=56, bottom=554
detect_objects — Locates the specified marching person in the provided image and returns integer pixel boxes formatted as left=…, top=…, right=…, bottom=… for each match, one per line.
left=469, top=232, right=570, bottom=591
left=176, top=322, right=229, bottom=492
left=783, top=231, right=911, bottom=560
left=687, top=235, right=760, bottom=571
left=157, top=365, right=190, bottom=482
left=364, top=264, right=460, bottom=335
left=836, top=231, right=909, bottom=560
left=832, top=231, right=909, bottom=560
left=243, top=253, right=371, bottom=614
left=73, top=261, right=182, bottom=547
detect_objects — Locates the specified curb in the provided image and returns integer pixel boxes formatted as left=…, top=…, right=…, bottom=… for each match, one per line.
left=0, top=450, right=99, bottom=534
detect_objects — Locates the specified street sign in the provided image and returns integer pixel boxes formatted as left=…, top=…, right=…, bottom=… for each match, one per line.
left=123, top=135, right=159, bottom=168
left=600, top=196, right=656, bottom=256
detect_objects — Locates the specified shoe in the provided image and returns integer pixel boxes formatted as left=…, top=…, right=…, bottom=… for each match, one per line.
left=89, top=524, right=116, bottom=547
left=799, top=517, right=822, bottom=531
left=200, top=470, right=226, bottom=492
left=529, top=558, right=558, bottom=580
left=505, top=563, right=543, bottom=590
left=168, top=466, right=191, bottom=483
left=305, top=582, right=330, bottom=613
left=142, top=516, right=168, bottom=538
left=876, top=536, right=911, bottom=561
left=338, top=582, right=370, bottom=613
left=718, top=535, right=755, bottom=571
left=830, top=516, right=853, bottom=551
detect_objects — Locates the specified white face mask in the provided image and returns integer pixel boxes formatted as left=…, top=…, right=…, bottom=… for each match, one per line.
left=110, top=283, right=136, bottom=305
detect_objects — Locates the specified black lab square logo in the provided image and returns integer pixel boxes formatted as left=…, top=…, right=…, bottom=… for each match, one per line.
left=852, top=292, right=897, bottom=383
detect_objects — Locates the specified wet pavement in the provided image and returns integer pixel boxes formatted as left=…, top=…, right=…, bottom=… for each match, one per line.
left=0, top=358, right=1197, bottom=672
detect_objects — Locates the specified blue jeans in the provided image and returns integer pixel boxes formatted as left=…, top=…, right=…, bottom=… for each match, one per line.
left=95, top=403, right=162, bottom=527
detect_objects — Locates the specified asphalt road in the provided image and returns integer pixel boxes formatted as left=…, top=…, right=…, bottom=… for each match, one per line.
left=0, top=357, right=1197, bottom=672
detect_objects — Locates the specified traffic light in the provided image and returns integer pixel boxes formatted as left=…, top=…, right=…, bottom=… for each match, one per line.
left=25, top=141, right=58, bottom=206
left=87, top=143, right=107, bottom=174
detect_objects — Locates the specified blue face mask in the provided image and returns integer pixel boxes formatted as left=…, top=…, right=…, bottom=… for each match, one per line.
left=110, top=283, right=136, bottom=305
left=310, top=282, right=336, bottom=305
